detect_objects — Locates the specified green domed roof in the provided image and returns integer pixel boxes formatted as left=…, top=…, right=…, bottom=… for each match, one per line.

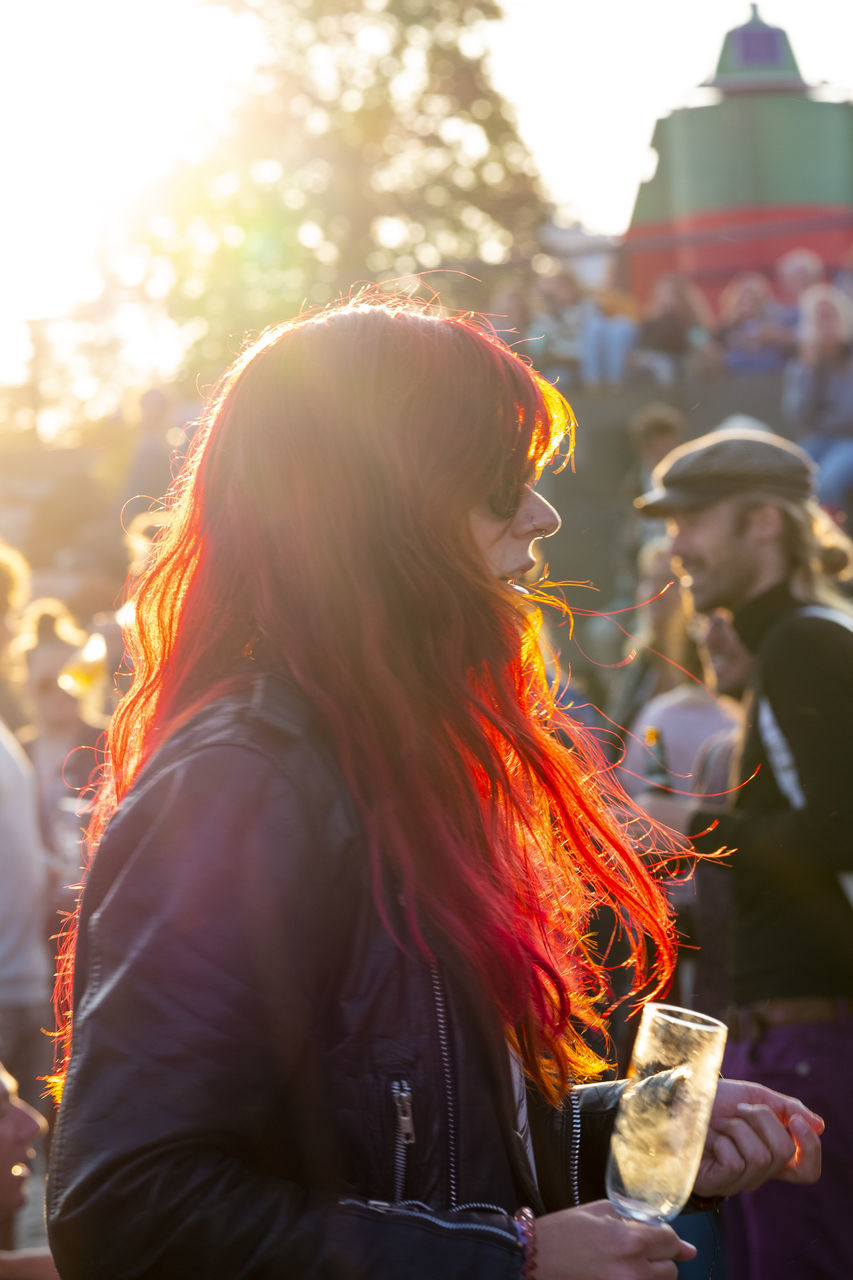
left=705, top=4, right=810, bottom=94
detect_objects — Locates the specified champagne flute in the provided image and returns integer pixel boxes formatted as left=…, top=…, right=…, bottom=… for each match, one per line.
left=606, top=1003, right=727, bottom=1223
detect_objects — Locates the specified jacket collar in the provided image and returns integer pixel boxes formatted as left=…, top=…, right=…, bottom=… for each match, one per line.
left=733, top=580, right=799, bottom=654
left=246, top=670, right=313, bottom=737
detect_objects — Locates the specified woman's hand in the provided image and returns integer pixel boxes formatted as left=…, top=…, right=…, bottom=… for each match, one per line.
left=536, top=1201, right=696, bottom=1279
left=693, top=1078, right=824, bottom=1199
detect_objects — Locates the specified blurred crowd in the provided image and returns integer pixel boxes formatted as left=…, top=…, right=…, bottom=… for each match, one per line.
left=498, top=245, right=853, bottom=525
left=497, top=245, right=853, bottom=386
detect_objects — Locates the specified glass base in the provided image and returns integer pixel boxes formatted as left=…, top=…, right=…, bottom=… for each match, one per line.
left=608, top=1191, right=681, bottom=1224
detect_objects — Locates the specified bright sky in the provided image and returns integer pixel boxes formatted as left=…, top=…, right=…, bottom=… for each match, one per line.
left=1, top=0, right=851, bottom=388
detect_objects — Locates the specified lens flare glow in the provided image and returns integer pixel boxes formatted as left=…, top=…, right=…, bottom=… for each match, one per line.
left=0, top=0, right=265, bottom=380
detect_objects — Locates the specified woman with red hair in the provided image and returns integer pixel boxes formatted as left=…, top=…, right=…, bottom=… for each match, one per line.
left=46, top=294, right=821, bottom=1280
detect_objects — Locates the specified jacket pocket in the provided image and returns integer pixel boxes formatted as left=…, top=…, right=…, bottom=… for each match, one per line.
left=390, top=1078, right=416, bottom=1202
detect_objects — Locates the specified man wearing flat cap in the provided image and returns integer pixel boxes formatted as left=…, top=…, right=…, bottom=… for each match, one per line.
left=636, top=424, right=853, bottom=1280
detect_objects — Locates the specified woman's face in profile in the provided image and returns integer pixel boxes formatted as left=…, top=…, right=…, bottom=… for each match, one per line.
left=468, top=484, right=560, bottom=583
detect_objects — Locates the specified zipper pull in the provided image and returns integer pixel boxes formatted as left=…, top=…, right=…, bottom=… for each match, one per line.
left=392, top=1079, right=416, bottom=1144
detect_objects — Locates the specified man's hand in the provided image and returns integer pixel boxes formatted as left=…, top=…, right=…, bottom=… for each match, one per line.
left=693, top=1078, right=823, bottom=1199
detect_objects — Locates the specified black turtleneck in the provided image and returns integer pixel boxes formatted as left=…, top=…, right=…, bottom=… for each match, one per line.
left=730, top=580, right=800, bottom=655
left=690, top=581, right=853, bottom=1004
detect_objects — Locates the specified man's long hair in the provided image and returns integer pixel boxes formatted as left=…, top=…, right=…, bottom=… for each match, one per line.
left=55, top=293, right=678, bottom=1102
left=780, top=498, right=853, bottom=609
left=733, top=492, right=853, bottom=611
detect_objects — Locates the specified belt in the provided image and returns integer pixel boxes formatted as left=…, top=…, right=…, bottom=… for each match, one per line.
left=728, top=996, right=853, bottom=1041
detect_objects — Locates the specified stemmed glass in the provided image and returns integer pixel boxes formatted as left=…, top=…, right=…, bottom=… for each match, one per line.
left=606, top=1003, right=728, bottom=1223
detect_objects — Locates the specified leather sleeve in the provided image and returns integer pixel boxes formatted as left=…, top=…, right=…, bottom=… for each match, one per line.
left=47, top=741, right=523, bottom=1280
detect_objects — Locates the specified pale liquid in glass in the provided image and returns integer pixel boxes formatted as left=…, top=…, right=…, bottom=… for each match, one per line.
left=606, top=1006, right=727, bottom=1223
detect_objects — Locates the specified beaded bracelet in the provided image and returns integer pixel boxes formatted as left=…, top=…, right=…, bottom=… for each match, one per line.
left=513, top=1206, right=538, bottom=1278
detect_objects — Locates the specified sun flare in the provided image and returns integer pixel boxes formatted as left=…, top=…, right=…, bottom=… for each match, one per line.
left=0, top=0, right=265, bottom=382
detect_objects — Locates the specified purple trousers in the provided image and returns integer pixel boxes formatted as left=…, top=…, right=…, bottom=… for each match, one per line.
left=721, top=1016, right=853, bottom=1280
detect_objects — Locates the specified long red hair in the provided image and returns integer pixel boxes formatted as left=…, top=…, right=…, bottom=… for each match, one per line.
left=55, top=292, right=678, bottom=1101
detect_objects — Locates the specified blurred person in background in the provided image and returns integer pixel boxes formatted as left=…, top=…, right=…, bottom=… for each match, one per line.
left=121, top=388, right=179, bottom=528
left=614, top=402, right=687, bottom=598
left=0, top=546, right=31, bottom=739
left=16, top=602, right=107, bottom=946
left=613, top=545, right=741, bottom=1068
left=770, top=247, right=825, bottom=352
left=833, top=241, right=853, bottom=306
left=579, top=404, right=689, bottom=699
left=782, top=282, right=853, bottom=525
left=606, top=536, right=698, bottom=749
left=526, top=269, right=633, bottom=391
left=623, top=404, right=686, bottom=507
left=619, top=546, right=741, bottom=808
left=0, top=560, right=52, bottom=1120
left=0, top=1063, right=56, bottom=1278
left=636, top=424, right=853, bottom=1280
left=586, top=269, right=640, bottom=389
left=0, top=642, right=52, bottom=1243
left=711, top=272, right=789, bottom=376
left=46, top=294, right=821, bottom=1280
left=626, top=273, right=714, bottom=388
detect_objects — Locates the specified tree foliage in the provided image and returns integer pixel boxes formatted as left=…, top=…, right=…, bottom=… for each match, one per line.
left=118, top=0, right=549, bottom=380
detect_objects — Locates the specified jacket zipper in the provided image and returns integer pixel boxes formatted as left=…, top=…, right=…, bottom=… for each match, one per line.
left=430, top=964, right=458, bottom=1208
left=569, top=1086, right=581, bottom=1207
left=391, top=1079, right=415, bottom=1202
left=338, top=1198, right=518, bottom=1245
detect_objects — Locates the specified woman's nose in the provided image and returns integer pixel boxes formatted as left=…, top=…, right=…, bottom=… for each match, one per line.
left=519, top=488, right=561, bottom=539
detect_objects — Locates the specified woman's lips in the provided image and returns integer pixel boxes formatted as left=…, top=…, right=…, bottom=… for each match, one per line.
left=504, top=557, right=537, bottom=582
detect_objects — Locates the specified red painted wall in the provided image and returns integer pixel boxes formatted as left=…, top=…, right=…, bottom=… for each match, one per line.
left=621, top=204, right=853, bottom=310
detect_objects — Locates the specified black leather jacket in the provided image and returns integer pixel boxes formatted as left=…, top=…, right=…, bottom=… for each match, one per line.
left=47, top=675, right=623, bottom=1279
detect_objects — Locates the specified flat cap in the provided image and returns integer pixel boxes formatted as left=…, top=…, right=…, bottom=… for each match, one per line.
left=635, top=424, right=816, bottom=516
